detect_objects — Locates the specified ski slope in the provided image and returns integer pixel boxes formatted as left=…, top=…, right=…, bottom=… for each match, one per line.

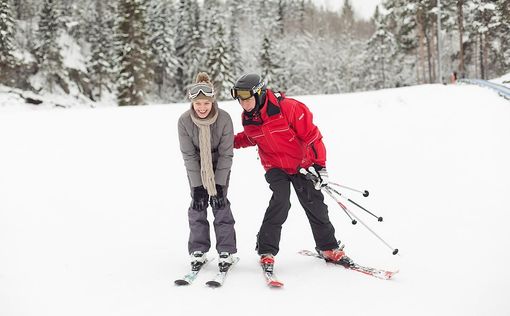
left=1, top=83, right=509, bottom=316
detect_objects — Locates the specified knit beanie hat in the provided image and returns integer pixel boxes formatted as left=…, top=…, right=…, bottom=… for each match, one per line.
left=188, top=72, right=215, bottom=102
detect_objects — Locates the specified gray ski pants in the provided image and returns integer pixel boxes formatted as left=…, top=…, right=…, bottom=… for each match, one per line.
left=187, top=184, right=237, bottom=254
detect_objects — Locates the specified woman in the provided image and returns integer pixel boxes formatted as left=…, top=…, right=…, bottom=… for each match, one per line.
left=177, top=72, right=237, bottom=273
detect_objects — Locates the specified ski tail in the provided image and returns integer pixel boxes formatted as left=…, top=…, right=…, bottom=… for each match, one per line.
left=260, top=255, right=284, bottom=288
left=205, top=256, right=240, bottom=288
left=174, top=258, right=213, bottom=286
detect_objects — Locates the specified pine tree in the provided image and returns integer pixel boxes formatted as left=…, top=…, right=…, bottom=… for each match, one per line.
left=466, top=0, right=500, bottom=79
left=206, top=22, right=235, bottom=100
left=259, top=34, right=277, bottom=86
left=497, top=0, right=510, bottom=75
left=174, top=0, right=196, bottom=98
left=227, top=1, right=243, bottom=78
left=116, top=0, right=153, bottom=106
left=364, top=7, right=398, bottom=89
left=276, top=0, right=285, bottom=36
left=36, top=0, right=66, bottom=93
left=87, top=0, right=114, bottom=100
left=340, top=0, right=355, bottom=31
left=147, top=0, right=178, bottom=99
left=0, top=0, right=18, bottom=86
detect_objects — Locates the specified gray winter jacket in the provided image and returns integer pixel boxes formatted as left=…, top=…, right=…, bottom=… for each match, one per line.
left=178, top=103, right=234, bottom=188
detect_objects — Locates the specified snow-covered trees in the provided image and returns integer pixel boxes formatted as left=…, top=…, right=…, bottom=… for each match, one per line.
left=147, top=0, right=178, bottom=100
left=0, top=0, right=18, bottom=86
left=1, top=0, right=510, bottom=105
left=364, top=7, right=399, bottom=90
left=116, top=0, right=153, bottom=106
left=36, top=0, right=66, bottom=93
left=87, top=0, right=115, bottom=100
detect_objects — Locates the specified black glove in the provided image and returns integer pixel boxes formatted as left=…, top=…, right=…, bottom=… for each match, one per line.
left=191, top=186, right=209, bottom=211
left=209, top=185, right=226, bottom=209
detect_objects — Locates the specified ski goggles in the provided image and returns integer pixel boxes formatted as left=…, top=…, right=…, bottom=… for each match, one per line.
left=231, top=81, right=266, bottom=100
left=230, top=88, right=254, bottom=100
left=188, top=83, right=214, bottom=100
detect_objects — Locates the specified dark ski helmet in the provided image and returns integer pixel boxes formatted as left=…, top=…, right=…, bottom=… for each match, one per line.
left=231, top=73, right=266, bottom=101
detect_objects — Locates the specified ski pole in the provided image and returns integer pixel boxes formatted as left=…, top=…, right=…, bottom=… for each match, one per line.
left=299, top=168, right=357, bottom=225
left=299, top=168, right=399, bottom=255
left=341, top=203, right=399, bottom=255
left=323, top=186, right=357, bottom=225
left=326, top=185, right=383, bottom=222
left=328, top=182, right=369, bottom=197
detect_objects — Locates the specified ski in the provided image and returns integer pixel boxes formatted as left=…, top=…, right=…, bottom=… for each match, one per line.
left=174, top=258, right=213, bottom=286
left=205, top=257, right=240, bottom=288
left=260, top=256, right=284, bottom=288
left=298, top=250, right=398, bottom=280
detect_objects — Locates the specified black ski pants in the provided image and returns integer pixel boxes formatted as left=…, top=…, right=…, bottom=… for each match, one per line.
left=256, top=168, right=338, bottom=256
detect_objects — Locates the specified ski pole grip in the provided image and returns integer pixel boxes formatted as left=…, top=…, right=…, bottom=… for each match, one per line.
left=299, top=168, right=318, bottom=181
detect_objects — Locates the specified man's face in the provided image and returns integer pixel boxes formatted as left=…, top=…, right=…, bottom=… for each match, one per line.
left=239, top=96, right=256, bottom=112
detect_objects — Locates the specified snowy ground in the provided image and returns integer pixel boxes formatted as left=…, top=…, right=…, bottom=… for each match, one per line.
left=1, top=83, right=510, bottom=316
left=491, top=73, right=510, bottom=87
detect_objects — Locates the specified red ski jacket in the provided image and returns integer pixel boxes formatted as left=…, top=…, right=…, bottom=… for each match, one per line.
left=234, top=89, right=326, bottom=174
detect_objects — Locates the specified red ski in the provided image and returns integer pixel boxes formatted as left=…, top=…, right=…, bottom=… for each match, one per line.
left=298, top=250, right=398, bottom=280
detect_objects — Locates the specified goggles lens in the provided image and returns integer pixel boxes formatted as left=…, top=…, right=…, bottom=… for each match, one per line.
left=188, top=83, right=214, bottom=99
left=231, top=89, right=253, bottom=100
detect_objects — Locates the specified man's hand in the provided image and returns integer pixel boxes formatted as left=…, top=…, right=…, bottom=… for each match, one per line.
left=300, top=165, right=329, bottom=190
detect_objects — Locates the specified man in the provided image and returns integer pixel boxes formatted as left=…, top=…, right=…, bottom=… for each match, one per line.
left=231, top=73, right=345, bottom=268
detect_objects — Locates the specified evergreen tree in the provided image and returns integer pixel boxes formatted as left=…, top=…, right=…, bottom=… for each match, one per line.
left=174, top=0, right=196, bottom=97
left=87, top=0, right=114, bottom=100
left=0, top=0, right=18, bottom=86
left=147, top=0, right=179, bottom=99
left=36, top=0, right=66, bottom=93
left=497, top=0, right=510, bottom=74
left=340, top=0, right=355, bottom=33
left=259, top=34, right=277, bottom=86
left=227, top=1, right=243, bottom=78
left=364, top=8, right=399, bottom=90
left=276, top=0, right=285, bottom=36
left=206, top=21, right=235, bottom=100
left=466, top=0, right=500, bottom=79
left=116, top=0, right=153, bottom=106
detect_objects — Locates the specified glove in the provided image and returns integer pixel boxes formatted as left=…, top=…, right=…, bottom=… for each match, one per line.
left=308, top=164, right=329, bottom=190
left=191, top=186, right=209, bottom=211
left=209, top=185, right=226, bottom=209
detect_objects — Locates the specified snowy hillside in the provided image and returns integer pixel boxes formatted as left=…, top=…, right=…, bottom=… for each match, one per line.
left=1, top=84, right=510, bottom=316
left=492, top=73, right=510, bottom=87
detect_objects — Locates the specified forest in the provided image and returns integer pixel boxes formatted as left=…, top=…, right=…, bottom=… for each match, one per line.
left=0, top=0, right=509, bottom=105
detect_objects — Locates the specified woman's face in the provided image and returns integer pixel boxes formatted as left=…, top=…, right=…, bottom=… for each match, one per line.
left=192, top=99, right=213, bottom=118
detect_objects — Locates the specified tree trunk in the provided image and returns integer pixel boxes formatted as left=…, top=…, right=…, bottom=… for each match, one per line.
left=483, top=32, right=489, bottom=79
left=457, top=0, right=465, bottom=76
left=425, top=31, right=433, bottom=83
left=479, top=33, right=485, bottom=79
left=418, top=14, right=426, bottom=83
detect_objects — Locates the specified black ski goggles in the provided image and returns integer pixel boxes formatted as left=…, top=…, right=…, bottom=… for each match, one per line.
left=188, top=83, right=214, bottom=100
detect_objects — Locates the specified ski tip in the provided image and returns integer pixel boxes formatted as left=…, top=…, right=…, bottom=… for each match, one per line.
left=174, top=279, right=190, bottom=286
left=206, top=281, right=222, bottom=288
left=268, top=280, right=284, bottom=288
left=387, top=270, right=400, bottom=279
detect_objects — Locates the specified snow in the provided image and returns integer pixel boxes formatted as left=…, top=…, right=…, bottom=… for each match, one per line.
left=1, top=83, right=510, bottom=316
left=58, top=32, right=88, bottom=72
left=492, top=73, right=510, bottom=87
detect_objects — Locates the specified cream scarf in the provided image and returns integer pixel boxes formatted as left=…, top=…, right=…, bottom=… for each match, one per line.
left=190, top=106, right=219, bottom=196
